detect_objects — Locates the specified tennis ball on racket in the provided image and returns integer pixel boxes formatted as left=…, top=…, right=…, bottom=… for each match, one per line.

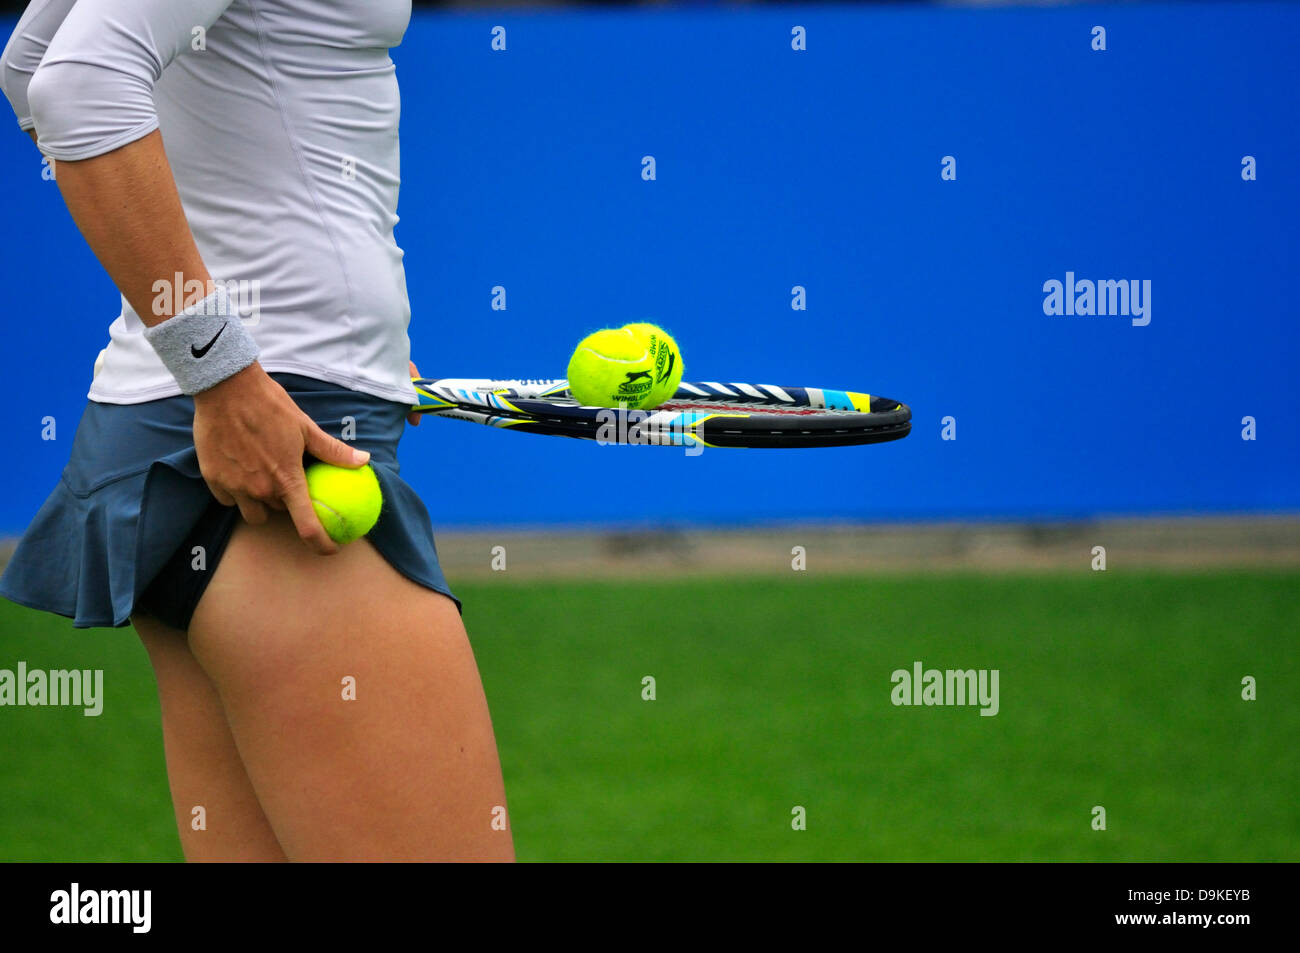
left=622, top=322, right=683, bottom=407
left=567, top=327, right=658, bottom=408
left=304, top=462, right=382, bottom=545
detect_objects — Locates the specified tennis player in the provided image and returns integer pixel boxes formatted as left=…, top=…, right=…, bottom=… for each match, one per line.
left=0, top=0, right=513, bottom=861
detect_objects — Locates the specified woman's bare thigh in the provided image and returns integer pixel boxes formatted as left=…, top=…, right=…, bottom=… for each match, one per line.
left=133, top=612, right=287, bottom=861
left=187, top=512, right=513, bottom=861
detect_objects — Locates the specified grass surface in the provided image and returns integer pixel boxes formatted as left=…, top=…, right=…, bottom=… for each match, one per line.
left=0, top=570, right=1296, bottom=861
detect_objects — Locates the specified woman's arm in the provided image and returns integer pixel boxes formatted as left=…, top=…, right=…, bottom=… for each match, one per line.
left=17, top=1, right=368, bottom=554
left=50, top=131, right=211, bottom=324
left=55, top=134, right=367, bottom=556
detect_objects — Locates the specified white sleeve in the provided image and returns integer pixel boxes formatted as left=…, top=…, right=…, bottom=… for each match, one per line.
left=0, top=0, right=78, bottom=132
left=25, top=0, right=235, bottom=160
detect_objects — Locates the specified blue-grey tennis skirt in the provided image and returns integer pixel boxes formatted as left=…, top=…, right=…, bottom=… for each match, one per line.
left=0, top=373, right=458, bottom=630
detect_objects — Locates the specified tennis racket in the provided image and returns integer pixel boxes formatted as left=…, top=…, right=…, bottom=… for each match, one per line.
left=411, top=377, right=911, bottom=448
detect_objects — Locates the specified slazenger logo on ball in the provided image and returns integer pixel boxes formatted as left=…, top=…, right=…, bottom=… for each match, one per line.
left=617, top=370, right=653, bottom=400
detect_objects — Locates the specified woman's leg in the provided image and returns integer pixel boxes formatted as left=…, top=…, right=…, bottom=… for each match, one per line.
left=187, top=512, right=514, bottom=861
left=133, top=612, right=289, bottom=861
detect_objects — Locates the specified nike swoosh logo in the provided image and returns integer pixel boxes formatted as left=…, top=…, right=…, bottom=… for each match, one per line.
left=658, top=352, right=675, bottom=383
left=191, top=322, right=227, bottom=359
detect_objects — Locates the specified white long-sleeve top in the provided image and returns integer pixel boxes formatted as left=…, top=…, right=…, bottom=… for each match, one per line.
left=1, top=0, right=418, bottom=405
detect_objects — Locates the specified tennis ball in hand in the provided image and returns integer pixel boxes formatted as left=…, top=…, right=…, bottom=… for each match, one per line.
left=305, top=462, right=382, bottom=544
left=567, top=327, right=658, bottom=409
left=622, top=322, right=683, bottom=407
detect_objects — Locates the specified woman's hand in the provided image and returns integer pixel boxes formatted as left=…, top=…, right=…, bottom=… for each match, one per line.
left=407, top=359, right=422, bottom=426
left=193, top=364, right=370, bottom=555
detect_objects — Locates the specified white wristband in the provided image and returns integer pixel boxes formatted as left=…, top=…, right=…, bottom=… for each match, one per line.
left=142, top=285, right=260, bottom=395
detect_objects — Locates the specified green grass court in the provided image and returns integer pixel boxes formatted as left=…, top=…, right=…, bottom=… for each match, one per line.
left=1, top=570, right=1296, bottom=861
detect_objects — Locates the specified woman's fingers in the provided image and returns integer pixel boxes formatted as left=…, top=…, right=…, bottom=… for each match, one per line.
left=302, top=418, right=370, bottom=469
left=407, top=359, right=421, bottom=426
left=276, top=464, right=339, bottom=556
left=208, top=482, right=238, bottom=508
left=234, top=495, right=270, bottom=526
left=190, top=366, right=372, bottom=553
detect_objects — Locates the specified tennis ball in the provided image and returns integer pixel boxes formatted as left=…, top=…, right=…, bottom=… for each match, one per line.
left=305, top=462, right=382, bottom=545
left=567, top=327, right=657, bottom=409
left=622, top=322, right=683, bottom=408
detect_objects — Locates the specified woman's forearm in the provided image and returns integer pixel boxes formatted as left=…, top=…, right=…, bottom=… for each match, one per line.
left=49, top=129, right=211, bottom=326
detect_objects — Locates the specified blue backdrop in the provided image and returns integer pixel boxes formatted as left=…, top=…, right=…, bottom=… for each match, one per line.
left=1, top=2, right=1296, bottom=532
